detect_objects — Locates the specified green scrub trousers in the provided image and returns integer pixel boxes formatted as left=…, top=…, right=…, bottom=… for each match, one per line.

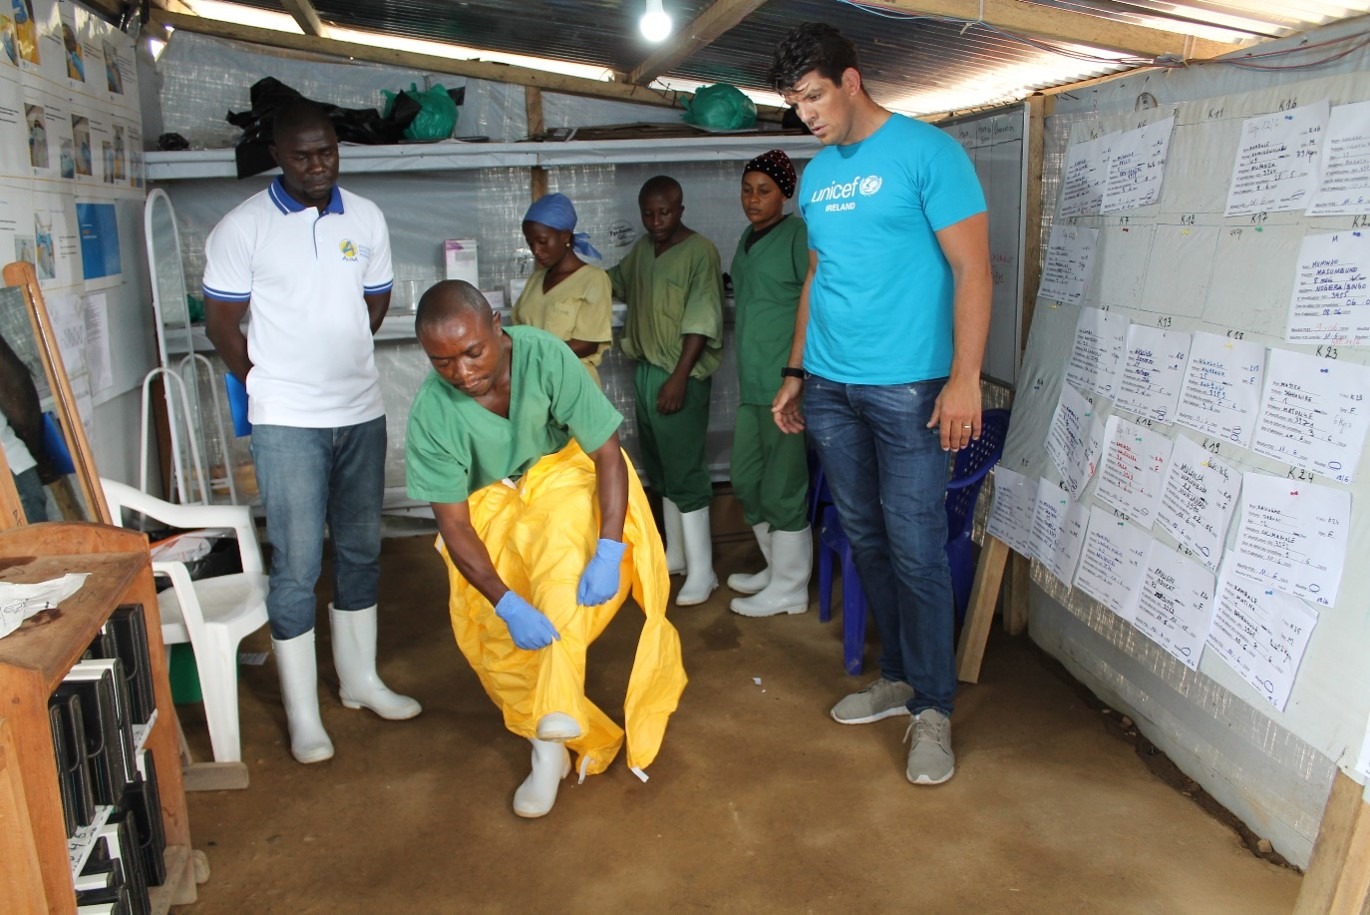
left=634, top=361, right=713, bottom=513
left=729, top=404, right=809, bottom=531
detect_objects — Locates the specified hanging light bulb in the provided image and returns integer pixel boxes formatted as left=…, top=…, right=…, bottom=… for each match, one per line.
left=640, top=0, right=672, bottom=42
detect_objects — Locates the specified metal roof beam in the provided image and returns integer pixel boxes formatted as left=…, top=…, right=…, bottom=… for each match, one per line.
left=628, top=0, right=771, bottom=85
left=146, top=9, right=719, bottom=113
left=280, top=0, right=330, bottom=38
left=856, top=0, right=1245, bottom=60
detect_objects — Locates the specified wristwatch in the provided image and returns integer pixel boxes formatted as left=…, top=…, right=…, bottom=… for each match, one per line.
left=780, top=366, right=806, bottom=380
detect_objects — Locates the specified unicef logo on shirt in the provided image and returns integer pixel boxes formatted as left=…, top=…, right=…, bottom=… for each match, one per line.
left=859, top=175, right=883, bottom=196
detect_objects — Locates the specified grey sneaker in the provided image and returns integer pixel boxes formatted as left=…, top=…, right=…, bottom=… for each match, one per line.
left=830, top=678, right=915, bottom=725
left=904, top=709, right=955, bottom=785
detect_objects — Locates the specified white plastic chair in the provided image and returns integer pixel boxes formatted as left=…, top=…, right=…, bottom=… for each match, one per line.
left=101, top=477, right=269, bottom=764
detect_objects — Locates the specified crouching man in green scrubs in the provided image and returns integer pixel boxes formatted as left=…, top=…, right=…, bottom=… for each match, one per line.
left=727, top=150, right=812, bottom=617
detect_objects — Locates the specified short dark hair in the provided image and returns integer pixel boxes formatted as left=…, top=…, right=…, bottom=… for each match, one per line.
left=270, top=99, right=335, bottom=146
left=415, top=280, right=492, bottom=338
left=768, top=22, right=861, bottom=93
left=639, top=175, right=682, bottom=203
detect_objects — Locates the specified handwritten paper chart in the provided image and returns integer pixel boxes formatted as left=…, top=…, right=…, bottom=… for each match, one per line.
left=1114, top=325, right=1191, bottom=423
left=1174, top=332, right=1266, bottom=447
left=1101, top=117, right=1175, bottom=213
left=1307, top=100, right=1370, bottom=216
left=986, top=467, right=1038, bottom=557
left=1066, top=307, right=1127, bottom=400
left=1252, top=348, right=1370, bottom=483
left=1133, top=543, right=1217, bottom=671
left=1038, top=224, right=1099, bottom=305
left=1094, top=416, right=1173, bottom=525
left=1030, top=477, right=1090, bottom=586
left=1286, top=231, right=1370, bottom=345
left=1225, top=101, right=1330, bottom=216
left=1074, top=506, right=1153, bottom=622
left=1045, top=383, right=1105, bottom=499
left=1209, top=558, right=1319, bottom=711
left=1231, top=473, right=1350, bottom=607
left=1060, top=131, right=1115, bottom=218
left=1154, top=436, right=1240, bottom=571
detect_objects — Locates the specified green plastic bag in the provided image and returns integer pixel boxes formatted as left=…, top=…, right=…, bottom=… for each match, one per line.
left=384, top=82, right=458, bottom=140
left=682, top=84, right=756, bottom=131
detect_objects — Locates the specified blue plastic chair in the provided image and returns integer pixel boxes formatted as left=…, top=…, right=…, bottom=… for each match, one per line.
left=812, top=407, right=1011, bottom=675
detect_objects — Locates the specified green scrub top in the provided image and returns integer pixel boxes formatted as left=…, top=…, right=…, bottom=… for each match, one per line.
left=608, top=231, right=724, bottom=379
left=405, top=324, right=624, bottom=504
left=731, top=214, right=808, bottom=405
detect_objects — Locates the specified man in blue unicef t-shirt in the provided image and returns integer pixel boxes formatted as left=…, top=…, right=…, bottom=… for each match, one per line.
left=769, top=23, right=990, bottom=787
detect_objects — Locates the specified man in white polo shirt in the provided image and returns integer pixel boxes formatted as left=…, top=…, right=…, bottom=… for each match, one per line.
left=203, top=100, right=420, bottom=765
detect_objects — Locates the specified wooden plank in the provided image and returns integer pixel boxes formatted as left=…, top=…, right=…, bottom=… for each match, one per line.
left=3, top=262, right=110, bottom=525
left=0, top=717, right=47, bottom=914
left=956, top=535, right=1010, bottom=682
left=0, top=442, right=24, bottom=529
left=857, top=0, right=1246, bottom=60
left=628, top=0, right=771, bottom=85
left=280, top=0, right=329, bottom=38
left=1296, top=770, right=1370, bottom=915
left=182, top=761, right=251, bottom=792
left=149, top=9, right=696, bottom=112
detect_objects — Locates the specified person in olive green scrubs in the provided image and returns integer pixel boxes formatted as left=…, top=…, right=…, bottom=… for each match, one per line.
left=608, top=175, right=724, bottom=607
left=726, top=150, right=813, bottom=618
left=512, top=193, right=613, bottom=387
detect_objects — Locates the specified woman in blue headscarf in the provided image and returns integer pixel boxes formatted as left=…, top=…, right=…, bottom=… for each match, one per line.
left=512, top=193, right=614, bottom=387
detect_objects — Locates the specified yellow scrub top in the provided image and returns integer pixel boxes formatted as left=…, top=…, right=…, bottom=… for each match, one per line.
left=512, top=264, right=613, bottom=387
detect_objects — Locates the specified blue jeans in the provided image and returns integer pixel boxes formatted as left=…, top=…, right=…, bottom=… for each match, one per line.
left=805, top=375, right=955, bottom=716
left=251, top=417, right=386, bottom=639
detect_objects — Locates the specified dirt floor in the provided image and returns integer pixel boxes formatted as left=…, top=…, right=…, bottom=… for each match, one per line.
left=171, top=532, right=1302, bottom=914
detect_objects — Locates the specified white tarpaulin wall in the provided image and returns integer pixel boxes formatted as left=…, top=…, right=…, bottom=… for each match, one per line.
left=1005, top=20, right=1370, bottom=865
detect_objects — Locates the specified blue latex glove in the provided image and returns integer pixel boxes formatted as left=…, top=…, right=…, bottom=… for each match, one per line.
left=494, top=591, right=560, bottom=650
left=577, top=538, right=627, bottom=606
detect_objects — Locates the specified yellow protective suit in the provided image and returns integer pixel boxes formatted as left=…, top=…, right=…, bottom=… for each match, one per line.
left=437, top=441, right=686, bottom=776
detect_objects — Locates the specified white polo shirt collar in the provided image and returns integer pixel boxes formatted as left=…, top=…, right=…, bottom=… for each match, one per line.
left=267, top=176, right=344, bottom=216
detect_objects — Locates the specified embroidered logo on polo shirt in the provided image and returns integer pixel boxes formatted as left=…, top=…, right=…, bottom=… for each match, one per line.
left=339, top=239, right=358, bottom=261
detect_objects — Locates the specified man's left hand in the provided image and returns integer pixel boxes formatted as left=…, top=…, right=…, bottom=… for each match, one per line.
left=577, top=538, right=627, bottom=606
left=657, top=373, right=687, bottom=415
left=927, top=377, right=981, bottom=452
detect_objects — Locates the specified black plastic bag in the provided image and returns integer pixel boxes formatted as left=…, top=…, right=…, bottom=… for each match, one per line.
left=226, top=77, right=420, bottom=178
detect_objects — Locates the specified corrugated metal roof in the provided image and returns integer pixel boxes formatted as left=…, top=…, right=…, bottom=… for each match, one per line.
left=198, top=0, right=1370, bottom=114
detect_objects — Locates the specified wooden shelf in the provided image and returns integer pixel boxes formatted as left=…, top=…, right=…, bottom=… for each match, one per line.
left=0, top=521, right=196, bottom=913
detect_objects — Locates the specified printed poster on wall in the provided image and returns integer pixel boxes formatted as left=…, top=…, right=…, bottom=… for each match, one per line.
left=76, top=199, right=119, bottom=286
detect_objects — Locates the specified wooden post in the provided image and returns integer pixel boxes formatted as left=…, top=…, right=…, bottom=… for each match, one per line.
left=1295, top=771, right=1370, bottom=915
left=1003, top=552, right=1030, bottom=635
left=1020, top=94, right=1047, bottom=357
left=525, top=86, right=548, bottom=201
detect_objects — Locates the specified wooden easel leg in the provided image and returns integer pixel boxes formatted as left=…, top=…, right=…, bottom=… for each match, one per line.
left=1003, top=552, right=1030, bottom=635
left=1294, top=771, right=1370, bottom=915
left=956, top=536, right=1010, bottom=683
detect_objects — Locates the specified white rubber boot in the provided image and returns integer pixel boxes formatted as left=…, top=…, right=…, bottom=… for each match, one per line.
left=272, top=630, right=334, bottom=764
left=662, top=498, right=686, bottom=575
left=675, top=505, right=718, bottom=607
left=730, top=526, right=813, bottom=618
left=726, top=522, right=773, bottom=594
left=535, top=711, right=582, bottom=741
left=512, top=738, right=572, bottom=818
left=330, top=604, right=422, bottom=721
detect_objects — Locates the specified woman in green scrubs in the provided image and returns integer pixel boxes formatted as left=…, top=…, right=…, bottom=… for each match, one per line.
left=727, top=150, right=812, bottom=617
